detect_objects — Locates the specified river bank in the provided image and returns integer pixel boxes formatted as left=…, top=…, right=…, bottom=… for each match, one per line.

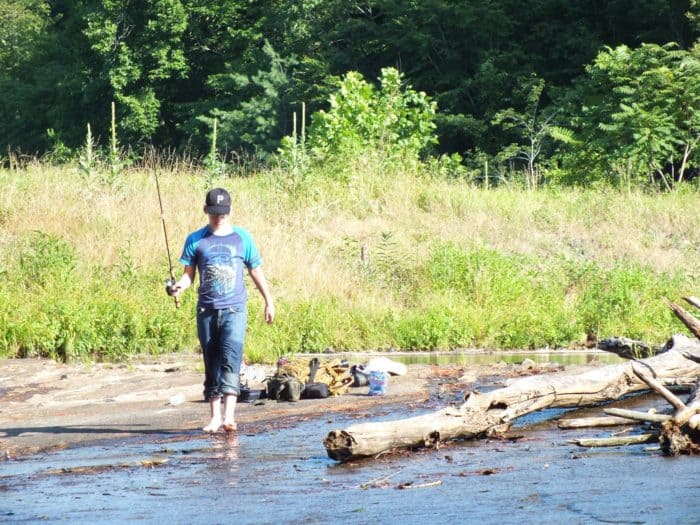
left=0, top=352, right=586, bottom=458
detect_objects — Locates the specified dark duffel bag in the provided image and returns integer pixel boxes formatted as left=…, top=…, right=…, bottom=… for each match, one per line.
left=301, top=382, right=330, bottom=399
left=301, top=358, right=330, bottom=399
left=265, top=375, right=302, bottom=402
left=238, top=385, right=263, bottom=403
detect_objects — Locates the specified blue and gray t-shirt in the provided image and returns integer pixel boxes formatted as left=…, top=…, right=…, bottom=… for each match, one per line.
left=179, top=226, right=262, bottom=309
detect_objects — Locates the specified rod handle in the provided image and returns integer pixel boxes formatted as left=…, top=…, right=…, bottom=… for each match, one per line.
left=166, top=277, right=180, bottom=309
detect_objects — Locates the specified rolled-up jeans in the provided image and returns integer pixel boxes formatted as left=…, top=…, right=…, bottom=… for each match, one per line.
left=196, top=305, right=247, bottom=400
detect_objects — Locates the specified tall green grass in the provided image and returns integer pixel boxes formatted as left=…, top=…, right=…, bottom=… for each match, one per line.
left=0, top=161, right=698, bottom=362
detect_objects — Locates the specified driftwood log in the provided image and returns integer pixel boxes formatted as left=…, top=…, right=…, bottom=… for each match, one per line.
left=596, top=336, right=661, bottom=359
left=654, top=299, right=700, bottom=453
left=557, top=415, right=637, bottom=429
left=323, top=335, right=700, bottom=462
left=667, top=299, right=700, bottom=340
left=656, top=377, right=700, bottom=455
left=603, top=407, right=671, bottom=424
left=568, top=434, right=657, bottom=448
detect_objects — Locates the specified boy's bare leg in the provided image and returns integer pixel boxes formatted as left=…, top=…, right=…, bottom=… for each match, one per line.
left=223, top=394, right=237, bottom=432
left=203, top=397, right=222, bottom=432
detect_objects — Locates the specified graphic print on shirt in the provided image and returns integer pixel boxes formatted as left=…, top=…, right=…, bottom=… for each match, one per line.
left=202, top=243, right=239, bottom=296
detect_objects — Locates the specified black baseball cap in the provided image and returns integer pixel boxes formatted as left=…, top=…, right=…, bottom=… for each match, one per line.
left=205, top=188, right=231, bottom=214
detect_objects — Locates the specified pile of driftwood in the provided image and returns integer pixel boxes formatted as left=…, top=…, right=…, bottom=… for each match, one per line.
left=323, top=298, right=700, bottom=462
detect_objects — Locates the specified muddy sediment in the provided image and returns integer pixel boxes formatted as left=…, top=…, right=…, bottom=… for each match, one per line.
left=0, top=353, right=572, bottom=458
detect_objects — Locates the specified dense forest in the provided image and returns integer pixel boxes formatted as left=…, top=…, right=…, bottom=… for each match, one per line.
left=2, top=1, right=699, bottom=186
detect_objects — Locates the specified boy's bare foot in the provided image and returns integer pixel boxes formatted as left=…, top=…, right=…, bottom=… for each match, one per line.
left=223, top=422, right=237, bottom=433
left=203, top=417, right=222, bottom=433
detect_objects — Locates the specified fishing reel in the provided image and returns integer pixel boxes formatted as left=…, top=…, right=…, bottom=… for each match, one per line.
left=165, top=277, right=176, bottom=296
left=165, top=277, right=181, bottom=308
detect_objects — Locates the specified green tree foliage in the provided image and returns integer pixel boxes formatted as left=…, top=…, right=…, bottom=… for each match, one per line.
left=195, top=41, right=297, bottom=157
left=82, top=0, right=189, bottom=143
left=0, top=1, right=49, bottom=71
left=0, top=1, right=88, bottom=151
left=0, top=0, right=698, bottom=164
left=0, top=0, right=190, bottom=151
left=492, top=76, right=576, bottom=188
left=688, top=0, right=700, bottom=35
left=308, top=0, right=696, bottom=156
left=173, top=0, right=332, bottom=155
left=307, top=67, right=437, bottom=161
left=562, top=43, right=700, bottom=188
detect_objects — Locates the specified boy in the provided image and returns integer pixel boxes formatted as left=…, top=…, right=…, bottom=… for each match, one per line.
left=167, top=188, right=274, bottom=432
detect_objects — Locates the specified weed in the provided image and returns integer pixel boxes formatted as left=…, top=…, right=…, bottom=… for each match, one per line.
left=78, top=123, right=96, bottom=182
left=105, top=101, right=124, bottom=186
left=203, top=117, right=226, bottom=189
left=17, top=231, right=77, bottom=288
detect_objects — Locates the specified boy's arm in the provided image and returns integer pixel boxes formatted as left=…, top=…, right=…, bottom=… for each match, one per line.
left=249, top=266, right=274, bottom=324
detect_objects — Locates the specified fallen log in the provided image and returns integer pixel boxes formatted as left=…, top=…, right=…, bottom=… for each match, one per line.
left=673, top=379, right=700, bottom=431
left=323, top=335, right=700, bottom=462
left=603, top=408, right=671, bottom=424
left=630, top=362, right=687, bottom=411
left=557, top=416, right=637, bottom=429
left=596, top=336, right=660, bottom=359
left=568, top=434, right=657, bottom=448
left=679, top=379, right=700, bottom=430
left=660, top=378, right=700, bottom=455
left=667, top=299, right=700, bottom=341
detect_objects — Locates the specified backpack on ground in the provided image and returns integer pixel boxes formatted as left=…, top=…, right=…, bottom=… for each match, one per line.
left=266, top=356, right=353, bottom=401
left=264, top=374, right=303, bottom=402
left=310, top=357, right=354, bottom=396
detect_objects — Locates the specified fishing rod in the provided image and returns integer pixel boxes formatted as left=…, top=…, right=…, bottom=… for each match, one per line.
left=154, top=168, right=180, bottom=308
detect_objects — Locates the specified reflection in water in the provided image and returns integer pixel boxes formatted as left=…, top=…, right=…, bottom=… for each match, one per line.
left=209, top=433, right=240, bottom=478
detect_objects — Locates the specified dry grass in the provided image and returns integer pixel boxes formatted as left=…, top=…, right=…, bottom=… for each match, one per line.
left=2, top=164, right=699, bottom=305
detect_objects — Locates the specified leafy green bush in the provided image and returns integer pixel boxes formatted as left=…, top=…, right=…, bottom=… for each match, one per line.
left=307, top=67, right=437, bottom=162
left=576, top=262, right=682, bottom=341
left=392, top=307, right=456, bottom=350
left=17, top=231, right=77, bottom=288
left=421, top=243, right=684, bottom=349
left=561, top=43, right=700, bottom=188
left=0, top=232, right=193, bottom=361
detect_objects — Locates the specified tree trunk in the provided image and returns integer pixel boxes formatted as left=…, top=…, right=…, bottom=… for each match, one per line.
left=323, top=335, right=700, bottom=462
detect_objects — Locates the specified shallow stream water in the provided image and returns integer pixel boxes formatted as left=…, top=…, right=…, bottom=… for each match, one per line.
left=2, top=352, right=699, bottom=524
left=384, top=350, right=623, bottom=367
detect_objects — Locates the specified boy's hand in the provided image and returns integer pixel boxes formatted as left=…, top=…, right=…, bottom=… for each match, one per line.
left=165, top=279, right=181, bottom=297
left=264, top=302, right=275, bottom=324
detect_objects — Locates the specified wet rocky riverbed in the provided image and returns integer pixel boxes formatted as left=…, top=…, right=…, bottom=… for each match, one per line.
left=2, top=352, right=699, bottom=524
left=3, top=396, right=699, bottom=524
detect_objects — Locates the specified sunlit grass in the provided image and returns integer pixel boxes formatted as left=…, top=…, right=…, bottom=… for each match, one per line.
left=0, top=159, right=698, bottom=362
